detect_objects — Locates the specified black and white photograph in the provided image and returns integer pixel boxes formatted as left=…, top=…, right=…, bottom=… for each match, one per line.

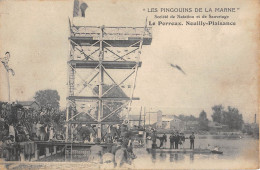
left=0, top=0, right=259, bottom=169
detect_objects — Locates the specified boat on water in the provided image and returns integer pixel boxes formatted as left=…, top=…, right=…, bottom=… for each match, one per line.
left=211, top=150, right=223, bottom=154
left=210, top=147, right=223, bottom=154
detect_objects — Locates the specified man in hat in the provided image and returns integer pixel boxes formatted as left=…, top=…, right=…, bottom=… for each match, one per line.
left=151, top=129, right=157, bottom=149
left=159, top=133, right=167, bottom=148
left=189, top=132, right=195, bottom=149
left=169, top=132, right=175, bottom=149
left=174, top=131, right=180, bottom=149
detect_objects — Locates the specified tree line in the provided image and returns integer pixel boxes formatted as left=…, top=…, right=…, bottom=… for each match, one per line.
left=177, top=104, right=244, bottom=131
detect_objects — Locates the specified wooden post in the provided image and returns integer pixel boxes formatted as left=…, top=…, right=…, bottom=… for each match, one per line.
left=53, top=146, right=57, bottom=154
left=34, top=144, right=39, bottom=160
left=20, top=152, right=25, bottom=161
left=98, top=26, right=104, bottom=139
left=46, top=147, right=51, bottom=157
left=6, top=70, right=10, bottom=102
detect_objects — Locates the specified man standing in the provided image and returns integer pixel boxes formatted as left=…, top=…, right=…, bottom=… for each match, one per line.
left=151, top=129, right=157, bottom=149
left=169, top=133, right=175, bottom=149
left=159, top=133, right=167, bottom=148
left=179, top=133, right=185, bottom=149
left=174, top=132, right=180, bottom=149
left=162, top=133, right=167, bottom=148
left=189, top=132, right=195, bottom=149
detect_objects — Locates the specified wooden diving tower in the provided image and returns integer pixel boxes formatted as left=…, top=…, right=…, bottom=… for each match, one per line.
left=66, top=20, right=152, bottom=141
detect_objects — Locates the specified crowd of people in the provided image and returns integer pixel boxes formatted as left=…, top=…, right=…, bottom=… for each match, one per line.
left=0, top=102, right=66, bottom=145
left=0, top=102, right=139, bottom=163
left=0, top=102, right=137, bottom=146
left=150, top=130, right=196, bottom=149
left=85, top=122, right=137, bottom=166
left=169, top=132, right=186, bottom=149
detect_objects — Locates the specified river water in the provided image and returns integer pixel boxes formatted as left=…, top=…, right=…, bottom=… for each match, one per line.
left=8, top=135, right=259, bottom=169
left=133, top=135, right=259, bottom=169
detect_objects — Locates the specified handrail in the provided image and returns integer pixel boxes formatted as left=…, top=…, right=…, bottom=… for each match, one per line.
left=70, top=26, right=152, bottom=37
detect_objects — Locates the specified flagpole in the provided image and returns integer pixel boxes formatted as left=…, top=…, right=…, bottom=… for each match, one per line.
left=1, top=51, right=14, bottom=103
left=6, top=69, right=10, bottom=102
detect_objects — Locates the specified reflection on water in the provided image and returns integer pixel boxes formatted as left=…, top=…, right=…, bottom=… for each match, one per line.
left=151, top=151, right=156, bottom=163
left=132, top=135, right=258, bottom=169
left=189, top=153, right=194, bottom=162
left=159, top=152, right=166, bottom=162
left=145, top=135, right=258, bottom=159
left=169, top=153, right=181, bottom=162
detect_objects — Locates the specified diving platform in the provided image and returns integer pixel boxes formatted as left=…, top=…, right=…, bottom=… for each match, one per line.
left=69, top=60, right=142, bottom=69
left=34, top=141, right=113, bottom=148
left=70, top=26, right=152, bottom=47
left=68, top=120, right=123, bottom=124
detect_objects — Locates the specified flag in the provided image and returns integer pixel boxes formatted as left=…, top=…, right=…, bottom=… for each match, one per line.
left=73, top=0, right=88, bottom=17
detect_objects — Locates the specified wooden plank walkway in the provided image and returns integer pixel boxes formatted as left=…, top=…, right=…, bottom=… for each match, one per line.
left=146, top=148, right=212, bottom=154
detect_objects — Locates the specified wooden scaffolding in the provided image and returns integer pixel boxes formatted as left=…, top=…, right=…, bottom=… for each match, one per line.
left=66, top=19, right=152, bottom=141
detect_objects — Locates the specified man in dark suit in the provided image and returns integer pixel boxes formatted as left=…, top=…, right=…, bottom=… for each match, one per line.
left=189, top=132, right=195, bottom=149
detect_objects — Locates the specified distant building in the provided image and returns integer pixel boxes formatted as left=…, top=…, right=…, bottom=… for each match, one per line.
left=162, top=117, right=172, bottom=129
left=170, top=116, right=185, bottom=131
left=16, top=101, right=40, bottom=110
left=156, top=110, right=163, bottom=128
left=185, top=121, right=199, bottom=131
left=208, top=121, right=229, bottom=131
left=156, top=112, right=185, bottom=131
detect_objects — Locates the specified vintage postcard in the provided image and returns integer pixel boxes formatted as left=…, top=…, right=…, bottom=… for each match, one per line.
left=0, top=0, right=259, bottom=169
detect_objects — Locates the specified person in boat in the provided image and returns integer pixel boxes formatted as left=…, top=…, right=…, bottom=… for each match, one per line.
left=189, top=132, right=195, bottom=149
left=174, top=132, right=180, bottom=149
left=169, top=132, right=175, bottom=149
left=213, top=146, right=219, bottom=151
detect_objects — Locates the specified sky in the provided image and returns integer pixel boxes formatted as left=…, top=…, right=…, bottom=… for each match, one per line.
left=0, top=0, right=259, bottom=123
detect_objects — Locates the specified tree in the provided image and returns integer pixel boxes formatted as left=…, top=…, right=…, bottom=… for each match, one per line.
left=198, top=110, right=209, bottom=131
left=178, top=114, right=186, bottom=121
left=189, top=115, right=197, bottom=121
left=34, top=89, right=60, bottom=110
left=211, top=104, right=224, bottom=123
left=222, top=106, right=244, bottom=130
left=211, top=105, right=244, bottom=130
